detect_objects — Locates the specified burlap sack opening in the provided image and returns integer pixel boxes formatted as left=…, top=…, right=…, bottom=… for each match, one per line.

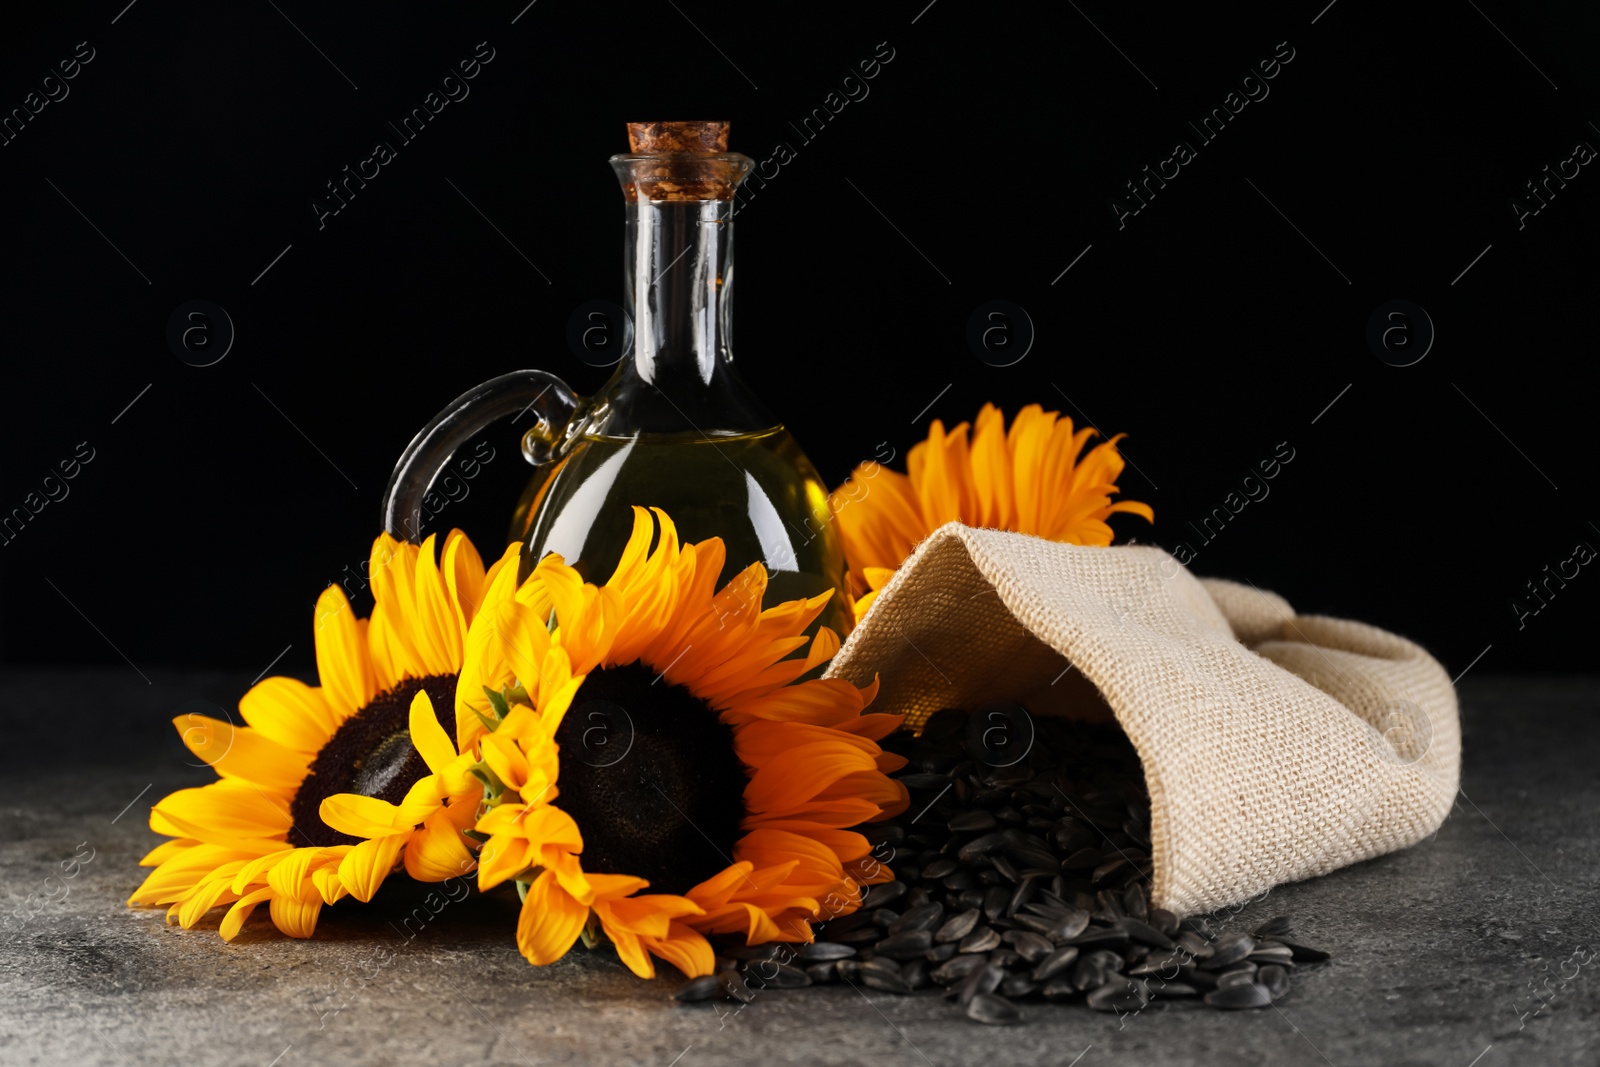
left=825, top=523, right=1461, bottom=917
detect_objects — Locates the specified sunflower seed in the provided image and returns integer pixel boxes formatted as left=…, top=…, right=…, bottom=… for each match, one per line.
left=956, top=963, right=1006, bottom=1006
left=1013, top=932, right=1054, bottom=963
left=763, top=963, right=812, bottom=989
left=866, top=881, right=909, bottom=907
left=1007, top=874, right=1045, bottom=917
left=1091, top=857, right=1130, bottom=885
left=1000, top=973, right=1039, bottom=998
left=1253, top=915, right=1294, bottom=939
left=1278, top=938, right=1331, bottom=962
left=1150, top=908, right=1179, bottom=938
left=900, top=773, right=955, bottom=790
left=1086, top=978, right=1150, bottom=1013
left=1249, top=942, right=1295, bottom=966
left=902, top=960, right=931, bottom=990
left=1010, top=846, right=1061, bottom=871
left=1121, top=918, right=1176, bottom=949
left=1041, top=978, right=1079, bottom=1000
left=958, top=833, right=1009, bottom=862
left=1204, top=932, right=1256, bottom=968
left=1175, top=930, right=1213, bottom=958
left=926, top=942, right=958, bottom=962
left=1258, top=964, right=1291, bottom=1000
left=1128, top=948, right=1188, bottom=976
left=949, top=810, right=998, bottom=833
left=674, top=975, right=724, bottom=1002
left=959, top=926, right=1002, bottom=953
left=797, top=941, right=856, bottom=961
left=826, top=909, right=879, bottom=934
left=966, top=992, right=1023, bottom=1025
left=1122, top=883, right=1148, bottom=922
left=876, top=930, right=934, bottom=960
left=1066, top=927, right=1131, bottom=949
left=805, top=962, right=838, bottom=984
left=1215, top=968, right=1258, bottom=991
left=936, top=908, right=982, bottom=943
left=720, top=970, right=755, bottom=1003
left=1013, top=913, right=1059, bottom=936
left=1058, top=847, right=1102, bottom=872
left=1044, top=910, right=1091, bottom=941
left=859, top=957, right=912, bottom=994
left=931, top=953, right=988, bottom=985
left=825, top=925, right=882, bottom=944
left=1031, top=945, right=1080, bottom=982
left=988, top=948, right=1022, bottom=969
left=1070, top=952, right=1121, bottom=992
left=1204, top=982, right=1274, bottom=1010
left=1151, top=980, right=1200, bottom=997
left=921, top=857, right=959, bottom=881
left=889, top=902, right=944, bottom=935
left=943, top=867, right=979, bottom=892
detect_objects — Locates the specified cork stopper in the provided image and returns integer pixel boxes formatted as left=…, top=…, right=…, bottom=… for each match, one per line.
left=614, top=120, right=749, bottom=202
left=626, top=121, right=729, bottom=154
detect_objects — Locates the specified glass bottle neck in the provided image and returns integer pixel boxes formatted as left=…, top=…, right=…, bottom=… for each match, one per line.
left=623, top=199, right=734, bottom=385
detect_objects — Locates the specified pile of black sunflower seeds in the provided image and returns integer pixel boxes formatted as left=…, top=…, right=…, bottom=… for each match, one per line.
left=675, top=703, right=1330, bottom=1024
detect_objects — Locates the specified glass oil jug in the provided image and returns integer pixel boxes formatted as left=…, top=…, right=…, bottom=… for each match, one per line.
left=380, top=121, right=850, bottom=634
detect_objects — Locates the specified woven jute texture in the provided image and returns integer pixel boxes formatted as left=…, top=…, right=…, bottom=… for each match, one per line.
left=825, top=523, right=1461, bottom=917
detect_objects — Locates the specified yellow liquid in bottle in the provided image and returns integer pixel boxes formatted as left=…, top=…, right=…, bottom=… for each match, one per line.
left=514, top=427, right=852, bottom=635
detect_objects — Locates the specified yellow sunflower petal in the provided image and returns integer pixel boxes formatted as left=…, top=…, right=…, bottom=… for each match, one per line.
left=338, top=832, right=409, bottom=902
left=517, top=869, right=588, bottom=965
left=408, top=690, right=457, bottom=777
left=238, top=675, right=337, bottom=753
left=476, top=833, right=536, bottom=891
left=313, top=584, right=376, bottom=718
left=404, top=807, right=476, bottom=882
left=320, top=793, right=410, bottom=839
left=642, top=922, right=716, bottom=978
left=149, top=781, right=290, bottom=849
left=219, top=887, right=274, bottom=941
left=173, top=715, right=308, bottom=793
left=268, top=893, right=323, bottom=939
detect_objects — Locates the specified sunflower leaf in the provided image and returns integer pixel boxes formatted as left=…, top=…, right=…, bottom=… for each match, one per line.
left=470, top=762, right=507, bottom=802
left=547, top=608, right=559, bottom=634
left=515, top=878, right=530, bottom=904
left=473, top=707, right=498, bottom=735
left=482, top=686, right=510, bottom=721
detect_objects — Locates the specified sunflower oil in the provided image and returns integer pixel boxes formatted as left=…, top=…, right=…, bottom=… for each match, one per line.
left=513, top=426, right=851, bottom=636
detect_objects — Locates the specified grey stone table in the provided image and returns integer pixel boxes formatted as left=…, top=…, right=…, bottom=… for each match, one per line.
left=2, top=669, right=1596, bottom=1067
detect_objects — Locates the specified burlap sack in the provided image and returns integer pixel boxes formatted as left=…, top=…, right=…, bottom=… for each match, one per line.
left=825, top=523, right=1461, bottom=918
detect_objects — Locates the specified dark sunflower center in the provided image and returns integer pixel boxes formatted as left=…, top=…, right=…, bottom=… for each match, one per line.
left=552, top=662, right=746, bottom=896
left=289, top=674, right=459, bottom=849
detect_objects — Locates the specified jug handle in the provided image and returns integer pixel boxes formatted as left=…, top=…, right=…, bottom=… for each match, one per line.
left=381, top=369, right=581, bottom=543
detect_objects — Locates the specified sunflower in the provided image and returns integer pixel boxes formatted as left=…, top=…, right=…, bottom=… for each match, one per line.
left=128, top=530, right=502, bottom=940
left=831, top=402, right=1153, bottom=620
left=468, top=506, right=909, bottom=979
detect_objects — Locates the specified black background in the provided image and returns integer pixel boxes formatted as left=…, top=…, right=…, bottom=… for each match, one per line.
left=1, top=0, right=1594, bottom=683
